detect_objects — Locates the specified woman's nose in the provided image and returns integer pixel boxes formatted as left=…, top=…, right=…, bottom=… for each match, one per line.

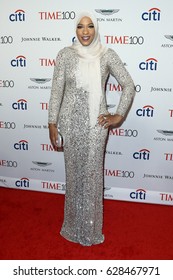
left=83, top=27, right=89, bottom=34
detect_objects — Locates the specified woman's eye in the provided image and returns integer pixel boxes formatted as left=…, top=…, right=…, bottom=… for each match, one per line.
left=89, top=25, right=94, bottom=28
left=77, top=25, right=83, bottom=29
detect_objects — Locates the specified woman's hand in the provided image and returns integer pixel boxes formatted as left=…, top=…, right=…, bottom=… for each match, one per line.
left=98, top=113, right=124, bottom=129
left=48, top=124, right=58, bottom=150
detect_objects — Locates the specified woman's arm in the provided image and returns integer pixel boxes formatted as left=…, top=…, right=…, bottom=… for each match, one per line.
left=98, top=48, right=135, bottom=128
left=48, top=48, right=66, bottom=148
left=48, top=48, right=66, bottom=124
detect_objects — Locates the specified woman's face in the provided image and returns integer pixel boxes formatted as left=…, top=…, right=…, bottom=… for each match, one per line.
left=76, top=16, right=95, bottom=46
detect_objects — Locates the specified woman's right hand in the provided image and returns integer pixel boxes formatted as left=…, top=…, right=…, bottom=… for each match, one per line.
left=48, top=124, right=58, bottom=150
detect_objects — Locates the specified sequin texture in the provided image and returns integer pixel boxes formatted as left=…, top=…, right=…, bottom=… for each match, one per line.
left=48, top=47, right=135, bottom=246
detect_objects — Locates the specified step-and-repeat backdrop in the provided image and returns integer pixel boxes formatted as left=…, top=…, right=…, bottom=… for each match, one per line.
left=1, top=0, right=173, bottom=205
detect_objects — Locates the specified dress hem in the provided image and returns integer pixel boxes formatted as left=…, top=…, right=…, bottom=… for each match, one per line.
left=60, top=230, right=104, bottom=247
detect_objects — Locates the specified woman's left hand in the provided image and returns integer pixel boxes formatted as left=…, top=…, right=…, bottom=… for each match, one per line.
left=98, top=113, right=124, bottom=129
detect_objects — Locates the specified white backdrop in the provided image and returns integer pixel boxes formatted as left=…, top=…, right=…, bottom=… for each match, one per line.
left=1, top=0, right=173, bottom=205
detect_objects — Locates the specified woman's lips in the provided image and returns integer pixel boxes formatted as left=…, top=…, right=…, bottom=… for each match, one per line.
left=82, top=36, right=90, bottom=41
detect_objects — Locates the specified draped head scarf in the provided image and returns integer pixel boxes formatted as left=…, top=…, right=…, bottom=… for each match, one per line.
left=71, top=11, right=107, bottom=127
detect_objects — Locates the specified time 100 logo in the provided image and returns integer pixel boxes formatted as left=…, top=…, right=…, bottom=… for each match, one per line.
left=0, top=121, right=16, bottom=129
left=0, top=80, right=14, bottom=88
left=0, top=36, right=13, bottom=44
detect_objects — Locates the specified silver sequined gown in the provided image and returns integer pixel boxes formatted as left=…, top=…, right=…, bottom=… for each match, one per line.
left=48, top=47, right=135, bottom=246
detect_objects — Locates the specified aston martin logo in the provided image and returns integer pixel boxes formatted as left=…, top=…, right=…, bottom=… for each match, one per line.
left=164, top=35, right=173, bottom=41
left=107, top=104, right=116, bottom=109
left=0, top=178, right=8, bottom=187
left=95, top=9, right=119, bottom=16
left=30, top=78, right=51, bottom=84
left=104, top=186, right=111, bottom=191
left=32, top=161, right=52, bottom=167
left=157, top=130, right=173, bottom=136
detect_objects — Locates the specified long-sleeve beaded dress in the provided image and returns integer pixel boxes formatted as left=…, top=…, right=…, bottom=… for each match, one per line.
left=48, top=47, right=135, bottom=246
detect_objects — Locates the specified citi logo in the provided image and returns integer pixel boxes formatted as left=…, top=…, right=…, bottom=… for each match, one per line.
left=142, top=7, right=161, bottom=21
left=136, top=105, right=154, bottom=117
left=9, top=9, right=26, bottom=22
left=12, top=99, right=27, bottom=110
left=11, top=55, right=26, bottom=67
left=133, top=149, right=150, bottom=160
left=139, top=58, right=158, bottom=70
left=39, top=58, right=55, bottom=66
left=15, top=177, right=29, bottom=188
left=14, top=140, right=29, bottom=150
left=130, top=189, right=146, bottom=200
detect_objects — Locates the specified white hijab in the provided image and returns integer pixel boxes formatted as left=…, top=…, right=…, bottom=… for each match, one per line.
left=71, top=12, right=107, bottom=127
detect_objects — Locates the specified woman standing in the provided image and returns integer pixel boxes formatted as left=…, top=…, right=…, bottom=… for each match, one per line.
left=48, top=12, right=135, bottom=246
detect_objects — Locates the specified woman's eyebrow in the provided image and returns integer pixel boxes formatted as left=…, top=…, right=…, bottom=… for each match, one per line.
left=77, top=23, right=93, bottom=26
